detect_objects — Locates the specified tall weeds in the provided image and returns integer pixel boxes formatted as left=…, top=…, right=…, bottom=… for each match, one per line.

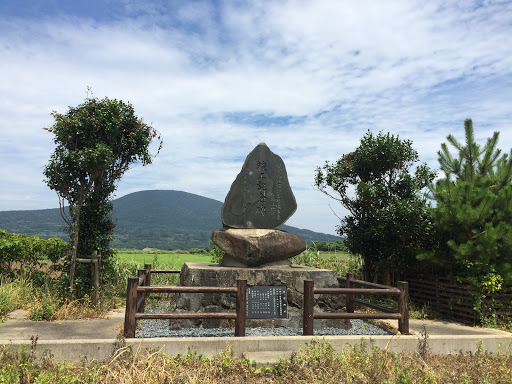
left=291, top=244, right=363, bottom=277
left=0, top=275, right=34, bottom=321
left=1, top=339, right=511, bottom=383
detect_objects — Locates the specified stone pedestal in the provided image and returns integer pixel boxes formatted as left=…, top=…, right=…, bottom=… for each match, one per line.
left=170, top=262, right=350, bottom=330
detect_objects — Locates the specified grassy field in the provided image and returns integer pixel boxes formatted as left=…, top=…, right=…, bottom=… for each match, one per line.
left=116, top=249, right=359, bottom=269
left=115, top=248, right=363, bottom=277
left=116, top=249, right=212, bottom=269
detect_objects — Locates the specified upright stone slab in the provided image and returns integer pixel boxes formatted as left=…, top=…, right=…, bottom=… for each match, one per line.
left=222, top=143, right=297, bottom=229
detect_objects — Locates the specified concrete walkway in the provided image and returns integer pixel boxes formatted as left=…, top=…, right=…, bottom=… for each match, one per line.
left=389, top=317, right=512, bottom=336
left=0, top=309, right=124, bottom=341
left=1, top=309, right=511, bottom=366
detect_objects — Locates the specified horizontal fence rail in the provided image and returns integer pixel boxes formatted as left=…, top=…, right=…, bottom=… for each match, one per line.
left=135, top=313, right=237, bottom=320
left=406, top=275, right=512, bottom=324
left=125, top=265, right=410, bottom=338
left=314, top=288, right=400, bottom=295
left=303, top=273, right=409, bottom=335
left=137, top=286, right=238, bottom=293
left=124, top=264, right=247, bottom=338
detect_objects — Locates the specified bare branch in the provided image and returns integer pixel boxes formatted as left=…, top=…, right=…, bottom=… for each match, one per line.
left=58, top=195, right=72, bottom=228
left=328, top=203, right=343, bottom=222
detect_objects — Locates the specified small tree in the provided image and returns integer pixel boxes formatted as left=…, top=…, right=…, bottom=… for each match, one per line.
left=315, top=130, right=435, bottom=283
left=43, top=94, right=162, bottom=297
left=419, top=119, right=512, bottom=289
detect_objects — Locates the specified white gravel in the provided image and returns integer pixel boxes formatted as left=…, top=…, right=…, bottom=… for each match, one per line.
left=136, top=304, right=395, bottom=338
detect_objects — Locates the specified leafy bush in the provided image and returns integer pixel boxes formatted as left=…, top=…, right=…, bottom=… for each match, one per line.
left=208, top=240, right=225, bottom=263
left=0, top=230, right=129, bottom=319
left=315, top=131, right=435, bottom=283
left=309, top=240, right=347, bottom=252
left=0, top=229, right=68, bottom=278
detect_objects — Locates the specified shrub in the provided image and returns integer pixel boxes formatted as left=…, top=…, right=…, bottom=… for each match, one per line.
left=315, top=130, right=435, bottom=283
left=0, top=229, right=68, bottom=278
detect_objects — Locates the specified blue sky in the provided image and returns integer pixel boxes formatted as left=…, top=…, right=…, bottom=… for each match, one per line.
left=1, top=0, right=512, bottom=236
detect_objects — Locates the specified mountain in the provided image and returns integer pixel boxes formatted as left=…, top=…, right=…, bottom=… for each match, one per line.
left=0, top=190, right=341, bottom=249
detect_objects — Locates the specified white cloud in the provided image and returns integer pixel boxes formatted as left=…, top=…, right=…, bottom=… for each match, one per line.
left=1, top=0, right=512, bottom=236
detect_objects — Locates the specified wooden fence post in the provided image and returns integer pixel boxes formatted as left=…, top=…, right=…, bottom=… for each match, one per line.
left=144, top=264, right=152, bottom=287
left=137, top=269, right=146, bottom=313
left=235, top=279, right=247, bottom=337
left=144, top=264, right=152, bottom=310
left=346, top=272, right=355, bottom=313
left=303, top=280, right=314, bottom=336
left=124, top=277, right=139, bottom=338
left=398, top=281, right=409, bottom=334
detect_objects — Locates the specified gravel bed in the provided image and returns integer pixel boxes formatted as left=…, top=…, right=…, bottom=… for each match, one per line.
left=136, top=303, right=396, bottom=338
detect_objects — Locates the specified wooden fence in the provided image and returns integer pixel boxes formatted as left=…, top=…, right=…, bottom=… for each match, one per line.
left=406, top=275, right=512, bottom=324
left=124, top=264, right=247, bottom=338
left=124, top=265, right=410, bottom=337
left=303, top=273, right=409, bottom=335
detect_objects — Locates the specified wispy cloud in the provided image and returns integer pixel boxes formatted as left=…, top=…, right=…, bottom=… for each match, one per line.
left=1, top=0, right=512, bottom=235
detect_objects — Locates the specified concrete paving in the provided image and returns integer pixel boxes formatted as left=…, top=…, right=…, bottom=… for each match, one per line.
left=390, top=317, right=512, bottom=336
left=1, top=308, right=511, bottom=366
left=0, top=309, right=124, bottom=341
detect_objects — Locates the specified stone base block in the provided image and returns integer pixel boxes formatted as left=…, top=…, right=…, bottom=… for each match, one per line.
left=170, top=262, right=350, bottom=330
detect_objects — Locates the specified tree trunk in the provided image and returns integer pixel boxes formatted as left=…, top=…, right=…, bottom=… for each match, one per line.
left=385, top=269, right=391, bottom=286
left=69, top=211, right=80, bottom=299
left=90, top=250, right=99, bottom=304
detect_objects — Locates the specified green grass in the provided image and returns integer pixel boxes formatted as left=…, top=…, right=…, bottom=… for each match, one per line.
left=1, top=249, right=215, bottom=322
left=291, top=247, right=363, bottom=278
left=116, top=249, right=212, bottom=269
left=0, top=275, right=34, bottom=321
left=116, top=248, right=356, bottom=270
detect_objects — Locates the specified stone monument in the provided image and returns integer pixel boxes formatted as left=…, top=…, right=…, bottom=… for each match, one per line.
left=213, top=142, right=306, bottom=267
left=171, top=143, right=349, bottom=330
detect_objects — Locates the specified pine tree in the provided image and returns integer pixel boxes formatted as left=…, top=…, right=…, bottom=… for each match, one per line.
left=420, top=119, right=512, bottom=289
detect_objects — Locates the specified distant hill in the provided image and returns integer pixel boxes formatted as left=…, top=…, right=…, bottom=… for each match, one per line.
left=0, top=190, right=341, bottom=250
